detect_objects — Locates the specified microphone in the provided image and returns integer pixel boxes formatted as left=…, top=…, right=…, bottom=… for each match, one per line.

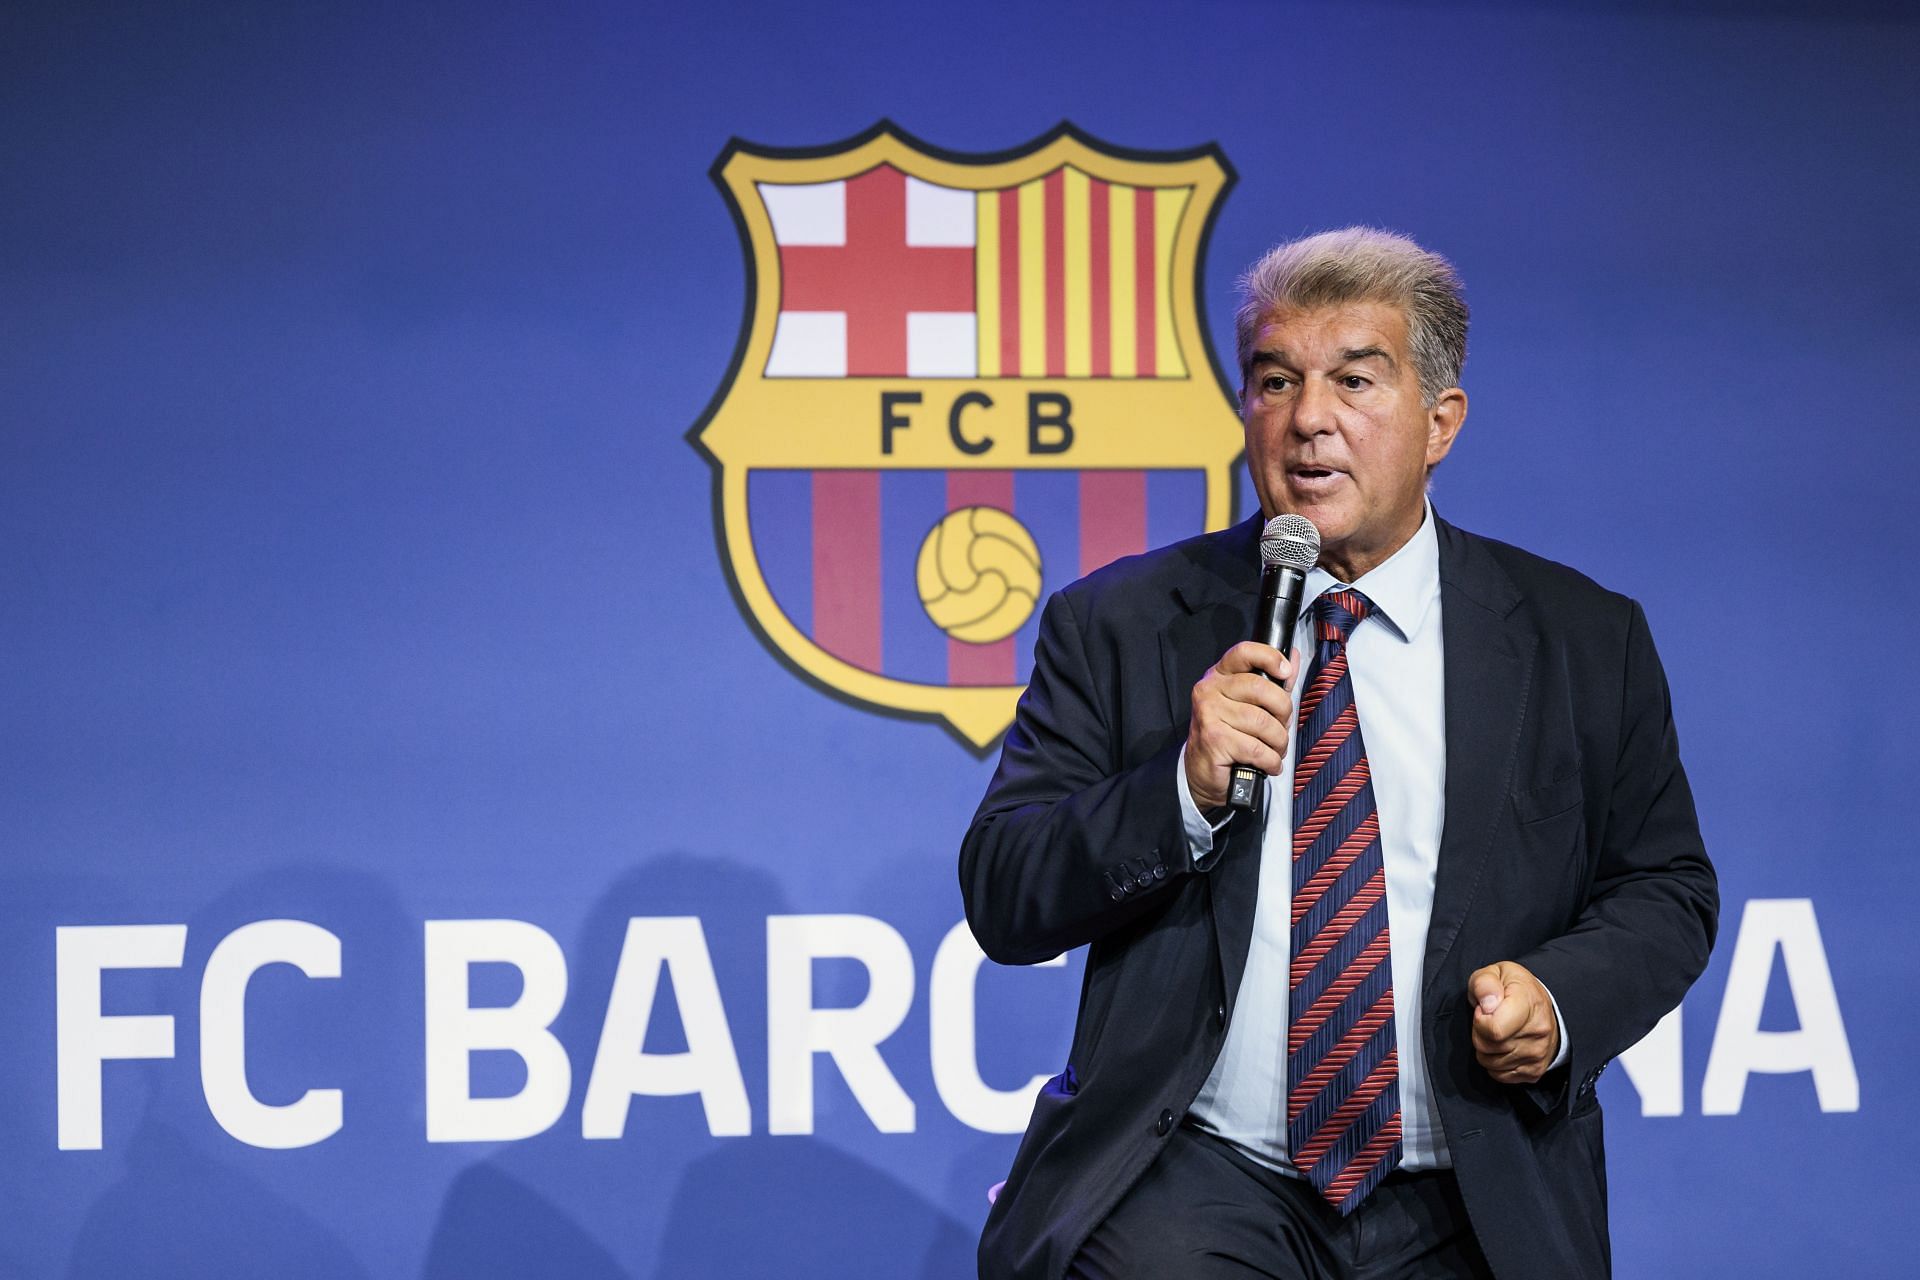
left=1226, top=514, right=1321, bottom=811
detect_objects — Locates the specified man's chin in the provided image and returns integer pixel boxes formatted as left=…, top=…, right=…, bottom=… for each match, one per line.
left=1275, top=498, right=1352, bottom=543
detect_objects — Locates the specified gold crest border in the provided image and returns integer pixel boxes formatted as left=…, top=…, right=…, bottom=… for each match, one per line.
left=688, top=121, right=1243, bottom=751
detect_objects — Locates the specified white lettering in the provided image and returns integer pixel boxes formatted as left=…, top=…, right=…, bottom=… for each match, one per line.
left=1615, top=1006, right=1684, bottom=1116
left=929, top=922, right=1064, bottom=1133
left=424, top=919, right=571, bottom=1142
left=55, top=924, right=187, bottom=1150
left=767, top=914, right=914, bottom=1135
left=200, top=920, right=344, bottom=1148
left=1702, top=898, right=1858, bottom=1114
left=583, top=918, right=750, bottom=1138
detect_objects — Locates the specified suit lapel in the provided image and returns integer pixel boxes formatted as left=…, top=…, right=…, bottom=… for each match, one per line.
left=1155, top=515, right=1263, bottom=727
left=1153, top=516, right=1536, bottom=1009
left=1159, top=517, right=1264, bottom=1010
left=1422, top=518, right=1536, bottom=997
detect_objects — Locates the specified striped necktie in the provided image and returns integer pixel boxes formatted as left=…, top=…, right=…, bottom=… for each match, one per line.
left=1287, top=587, right=1402, bottom=1215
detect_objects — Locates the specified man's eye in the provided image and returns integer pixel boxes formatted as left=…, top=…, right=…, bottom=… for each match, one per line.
left=1340, top=375, right=1370, bottom=391
left=1263, top=375, right=1291, bottom=393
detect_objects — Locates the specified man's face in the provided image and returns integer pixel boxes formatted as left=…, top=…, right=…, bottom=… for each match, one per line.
left=1240, top=300, right=1467, bottom=582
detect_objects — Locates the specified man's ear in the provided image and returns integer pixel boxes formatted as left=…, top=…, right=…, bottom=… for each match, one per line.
left=1426, top=387, right=1468, bottom=467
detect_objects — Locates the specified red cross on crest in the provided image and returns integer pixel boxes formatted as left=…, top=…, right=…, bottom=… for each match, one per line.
left=777, top=166, right=976, bottom=376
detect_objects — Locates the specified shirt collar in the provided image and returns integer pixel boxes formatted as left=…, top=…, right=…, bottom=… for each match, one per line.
left=1303, top=500, right=1441, bottom=643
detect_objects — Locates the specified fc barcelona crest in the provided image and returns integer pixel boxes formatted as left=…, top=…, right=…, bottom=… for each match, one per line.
left=689, top=122, right=1244, bottom=750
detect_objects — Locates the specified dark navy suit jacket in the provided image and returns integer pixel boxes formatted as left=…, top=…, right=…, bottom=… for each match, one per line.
left=960, top=513, right=1718, bottom=1280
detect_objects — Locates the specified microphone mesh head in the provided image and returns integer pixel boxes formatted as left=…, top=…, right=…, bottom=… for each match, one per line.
left=1260, top=514, right=1320, bottom=571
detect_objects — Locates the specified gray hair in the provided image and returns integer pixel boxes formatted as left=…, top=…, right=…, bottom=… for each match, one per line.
left=1233, top=227, right=1469, bottom=405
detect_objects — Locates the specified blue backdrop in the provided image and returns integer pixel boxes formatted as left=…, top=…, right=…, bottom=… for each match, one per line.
left=5, top=2, right=1917, bottom=1276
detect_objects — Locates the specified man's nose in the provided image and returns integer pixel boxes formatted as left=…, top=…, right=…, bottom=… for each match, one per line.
left=1290, top=376, right=1338, bottom=436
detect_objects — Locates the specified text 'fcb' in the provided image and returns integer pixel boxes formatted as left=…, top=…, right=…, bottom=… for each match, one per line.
left=879, top=390, right=1075, bottom=458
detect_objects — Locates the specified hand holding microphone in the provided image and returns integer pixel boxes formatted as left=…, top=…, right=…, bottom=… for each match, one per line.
left=1182, top=515, right=1320, bottom=813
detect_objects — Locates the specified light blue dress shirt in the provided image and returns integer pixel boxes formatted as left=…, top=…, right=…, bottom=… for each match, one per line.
left=1178, top=505, right=1566, bottom=1175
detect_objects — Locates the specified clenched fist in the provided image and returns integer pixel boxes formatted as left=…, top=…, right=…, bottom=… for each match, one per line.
left=1468, top=961, right=1561, bottom=1085
left=1184, top=641, right=1296, bottom=811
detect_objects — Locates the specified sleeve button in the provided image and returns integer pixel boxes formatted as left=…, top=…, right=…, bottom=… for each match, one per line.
left=1155, top=1109, right=1175, bottom=1136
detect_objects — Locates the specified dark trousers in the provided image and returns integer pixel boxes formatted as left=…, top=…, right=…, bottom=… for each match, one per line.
left=1069, top=1125, right=1494, bottom=1279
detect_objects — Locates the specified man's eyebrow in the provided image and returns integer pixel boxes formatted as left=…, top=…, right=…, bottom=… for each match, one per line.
left=1340, top=345, right=1397, bottom=368
left=1248, top=347, right=1396, bottom=371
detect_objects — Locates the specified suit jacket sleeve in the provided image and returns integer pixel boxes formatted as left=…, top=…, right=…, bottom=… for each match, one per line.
left=1517, top=599, right=1719, bottom=1109
left=959, top=587, right=1194, bottom=967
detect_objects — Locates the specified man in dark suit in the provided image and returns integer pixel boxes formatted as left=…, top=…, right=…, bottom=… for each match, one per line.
left=960, top=228, right=1717, bottom=1279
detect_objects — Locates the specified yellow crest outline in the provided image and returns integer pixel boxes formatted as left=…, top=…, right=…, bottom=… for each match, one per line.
left=688, top=121, right=1244, bottom=751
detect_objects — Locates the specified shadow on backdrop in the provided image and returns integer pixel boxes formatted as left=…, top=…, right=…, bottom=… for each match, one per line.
left=63, top=866, right=417, bottom=1279
left=649, top=836, right=976, bottom=1277
left=653, top=1134, right=975, bottom=1280
left=419, top=852, right=968, bottom=1279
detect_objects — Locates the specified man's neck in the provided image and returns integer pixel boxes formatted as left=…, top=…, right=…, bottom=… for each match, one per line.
left=1318, top=507, right=1427, bottom=584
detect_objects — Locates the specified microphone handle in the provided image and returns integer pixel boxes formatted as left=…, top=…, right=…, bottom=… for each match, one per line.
left=1226, top=564, right=1307, bottom=811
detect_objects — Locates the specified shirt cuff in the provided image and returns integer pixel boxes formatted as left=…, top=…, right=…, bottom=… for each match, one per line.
left=1176, top=743, right=1235, bottom=856
left=1543, top=983, right=1571, bottom=1071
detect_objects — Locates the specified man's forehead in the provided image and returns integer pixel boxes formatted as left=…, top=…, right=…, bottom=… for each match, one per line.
left=1248, top=300, right=1410, bottom=363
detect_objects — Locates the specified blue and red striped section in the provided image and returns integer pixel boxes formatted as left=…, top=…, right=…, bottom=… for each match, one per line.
left=746, top=468, right=1206, bottom=686
left=1285, top=589, right=1402, bottom=1216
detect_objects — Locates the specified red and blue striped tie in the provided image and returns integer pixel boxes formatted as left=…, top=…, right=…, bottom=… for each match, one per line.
left=1287, top=588, right=1402, bottom=1215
